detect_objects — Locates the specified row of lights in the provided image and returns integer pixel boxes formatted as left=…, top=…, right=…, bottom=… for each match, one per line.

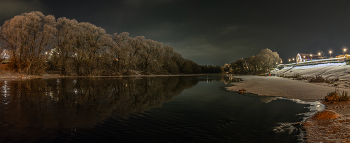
left=287, top=48, right=347, bottom=62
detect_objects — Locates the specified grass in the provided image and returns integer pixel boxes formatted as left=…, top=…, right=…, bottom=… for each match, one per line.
left=281, top=73, right=304, bottom=80
left=325, top=90, right=349, bottom=103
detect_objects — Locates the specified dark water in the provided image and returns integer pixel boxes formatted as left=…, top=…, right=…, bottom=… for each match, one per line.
left=0, top=75, right=323, bottom=142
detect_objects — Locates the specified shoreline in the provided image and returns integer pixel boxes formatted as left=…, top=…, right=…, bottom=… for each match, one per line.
left=226, top=75, right=350, bottom=142
left=303, top=101, right=350, bottom=142
left=226, top=75, right=350, bottom=102
left=0, top=73, right=222, bottom=80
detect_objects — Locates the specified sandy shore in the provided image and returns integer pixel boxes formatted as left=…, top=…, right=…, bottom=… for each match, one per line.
left=226, top=75, right=350, bottom=102
left=226, top=75, right=350, bottom=142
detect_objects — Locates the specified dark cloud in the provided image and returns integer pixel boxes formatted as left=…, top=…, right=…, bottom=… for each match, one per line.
left=2, top=0, right=350, bottom=65
left=0, top=0, right=45, bottom=21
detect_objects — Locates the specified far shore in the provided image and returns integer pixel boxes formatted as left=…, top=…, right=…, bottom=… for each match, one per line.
left=0, top=73, right=223, bottom=80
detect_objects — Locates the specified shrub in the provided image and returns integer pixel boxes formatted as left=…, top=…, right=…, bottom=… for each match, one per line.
left=295, top=74, right=302, bottom=79
left=282, top=74, right=304, bottom=80
left=309, top=75, right=325, bottom=83
left=325, top=90, right=349, bottom=102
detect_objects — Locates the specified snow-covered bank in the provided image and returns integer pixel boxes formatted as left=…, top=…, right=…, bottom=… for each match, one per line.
left=271, top=63, right=350, bottom=80
left=225, top=73, right=350, bottom=142
left=226, top=76, right=350, bottom=102
left=303, top=101, right=350, bottom=142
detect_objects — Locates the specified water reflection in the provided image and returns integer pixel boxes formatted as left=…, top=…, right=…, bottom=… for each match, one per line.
left=0, top=77, right=199, bottom=130
left=221, top=75, right=241, bottom=84
left=0, top=75, right=318, bottom=142
left=259, top=96, right=278, bottom=103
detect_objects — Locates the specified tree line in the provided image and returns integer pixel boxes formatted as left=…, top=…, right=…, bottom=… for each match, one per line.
left=223, top=48, right=282, bottom=75
left=0, top=11, right=222, bottom=76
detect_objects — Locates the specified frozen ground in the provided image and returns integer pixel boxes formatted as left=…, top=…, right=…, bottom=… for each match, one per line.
left=227, top=63, right=350, bottom=101
left=226, top=76, right=350, bottom=102
left=271, top=62, right=350, bottom=80
left=226, top=63, right=350, bottom=142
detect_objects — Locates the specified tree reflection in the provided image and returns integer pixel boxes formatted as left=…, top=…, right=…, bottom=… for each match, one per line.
left=0, top=77, right=199, bottom=131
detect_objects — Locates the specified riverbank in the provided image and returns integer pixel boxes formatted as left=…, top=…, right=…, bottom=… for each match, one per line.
left=226, top=75, right=350, bottom=102
left=303, top=101, right=350, bottom=142
left=226, top=75, right=350, bottom=142
left=0, top=71, right=219, bottom=80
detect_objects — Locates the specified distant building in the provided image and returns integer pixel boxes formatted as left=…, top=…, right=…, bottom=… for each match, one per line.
left=1, top=49, right=10, bottom=59
left=296, top=53, right=321, bottom=63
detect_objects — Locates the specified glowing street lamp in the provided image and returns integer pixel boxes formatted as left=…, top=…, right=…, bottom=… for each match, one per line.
left=329, top=50, right=332, bottom=58
left=288, top=59, right=291, bottom=62
left=310, top=54, right=313, bottom=60
left=280, top=61, right=283, bottom=64
left=318, top=52, right=321, bottom=56
left=344, top=48, right=347, bottom=54
left=292, top=58, right=295, bottom=61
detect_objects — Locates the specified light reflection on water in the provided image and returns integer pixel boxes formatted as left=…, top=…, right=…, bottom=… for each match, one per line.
left=0, top=75, right=322, bottom=142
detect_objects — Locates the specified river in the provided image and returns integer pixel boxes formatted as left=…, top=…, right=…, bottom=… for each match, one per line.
left=0, top=75, right=323, bottom=142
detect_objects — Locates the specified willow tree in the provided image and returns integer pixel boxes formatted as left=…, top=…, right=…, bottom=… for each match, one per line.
left=70, top=22, right=116, bottom=76
left=0, top=11, right=56, bottom=75
left=112, top=32, right=131, bottom=74
left=51, top=17, right=80, bottom=75
left=138, top=39, right=165, bottom=74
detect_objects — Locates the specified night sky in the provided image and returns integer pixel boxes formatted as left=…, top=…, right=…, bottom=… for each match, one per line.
left=1, top=0, right=350, bottom=65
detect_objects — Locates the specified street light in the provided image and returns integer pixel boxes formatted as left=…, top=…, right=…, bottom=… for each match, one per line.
left=288, top=59, right=291, bottom=62
left=318, top=52, right=321, bottom=56
left=344, top=48, right=347, bottom=54
left=329, top=50, right=332, bottom=58
left=310, top=54, right=313, bottom=60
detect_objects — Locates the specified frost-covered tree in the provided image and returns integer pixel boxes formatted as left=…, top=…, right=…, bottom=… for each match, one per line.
left=230, top=58, right=247, bottom=74
left=138, top=39, right=165, bottom=74
left=112, top=33, right=188, bottom=75
left=248, top=55, right=260, bottom=74
left=112, top=32, right=132, bottom=74
left=0, top=11, right=202, bottom=76
left=228, top=49, right=281, bottom=74
left=127, top=36, right=145, bottom=73
left=0, top=11, right=56, bottom=75
left=256, top=48, right=282, bottom=73
left=70, top=22, right=115, bottom=75
left=51, top=17, right=79, bottom=74
left=162, top=46, right=183, bottom=74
